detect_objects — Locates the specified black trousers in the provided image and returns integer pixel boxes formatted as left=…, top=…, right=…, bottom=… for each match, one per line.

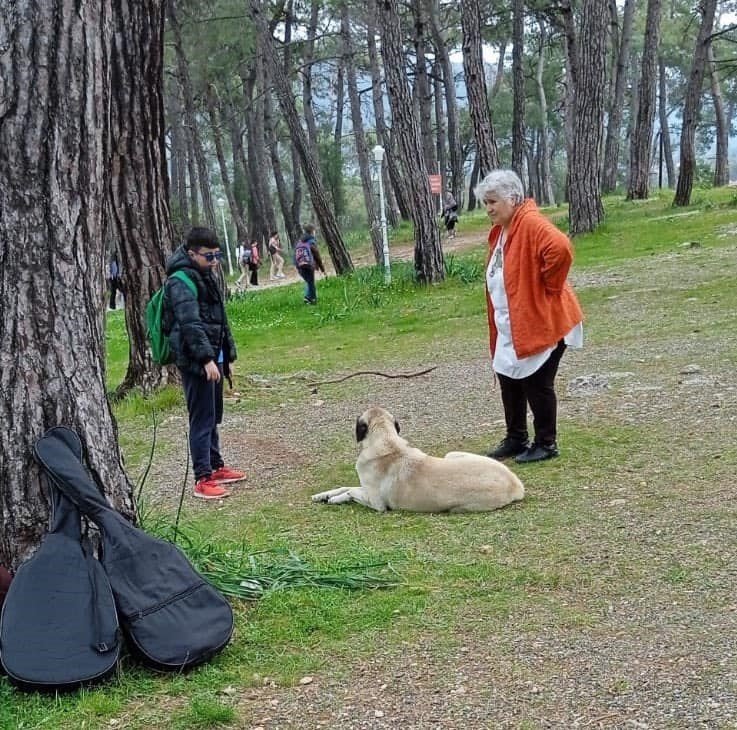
left=180, top=365, right=224, bottom=482
left=497, top=340, right=566, bottom=447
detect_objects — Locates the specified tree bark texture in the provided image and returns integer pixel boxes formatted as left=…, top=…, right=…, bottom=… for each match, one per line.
left=568, top=0, right=607, bottom=236
left=168, top=86, right=190, bottom=233
left=0, top=0, right=135, bottom=570
left=377, top=0, right=444, bottom=283
left=658, top=56, right=675, bottom=188
left=109, top=0, right=177, bottom=398
left=461, top=0, right=500, bottom=177
left=674, top=0, right=717, bottom=206
left=301, top=0, right=321, bottom=165
left=602, top=0, right=636, bottom=193
left=511, top=0, right=526, bottom=178
left=626, top=0, right=661, bottom=200
left=707, top=44, right=729, bottom=188
left=341, top=4, right=383, bottom=265
left=247, top=0, right=353, bottom=274
left=411, top=4, right=437, bottom=175
left=535, top=19, right=556, bottom=205
left=253, top=50, right=279, bottom=239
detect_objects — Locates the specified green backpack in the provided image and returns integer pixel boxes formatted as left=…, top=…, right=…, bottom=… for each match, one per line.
left=146, top=270, right=197, bottom=365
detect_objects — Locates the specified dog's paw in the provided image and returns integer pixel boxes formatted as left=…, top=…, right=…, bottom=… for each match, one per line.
left=327, top=492, right=354, bottom=505
left=311, top=491, right=331, bottom=503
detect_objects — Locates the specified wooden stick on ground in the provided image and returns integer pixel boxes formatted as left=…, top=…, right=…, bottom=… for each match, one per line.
left=308, top=366, right=437, bottom=388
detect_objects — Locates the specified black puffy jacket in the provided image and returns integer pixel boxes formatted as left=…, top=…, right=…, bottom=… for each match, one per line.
left=163, top=246, right=237, bottom=377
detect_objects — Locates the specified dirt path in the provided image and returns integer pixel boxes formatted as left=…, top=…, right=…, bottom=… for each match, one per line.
left=146, top=242, right=737, bottom=728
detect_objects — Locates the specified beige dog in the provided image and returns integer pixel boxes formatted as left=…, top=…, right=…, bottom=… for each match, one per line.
left=311, top=406, right=524, bottom=513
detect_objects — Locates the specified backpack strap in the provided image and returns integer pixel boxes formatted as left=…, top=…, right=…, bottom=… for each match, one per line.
left=169, top=270, right=197, bottom=297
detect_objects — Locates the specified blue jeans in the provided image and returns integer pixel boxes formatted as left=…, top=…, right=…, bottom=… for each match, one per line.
left=297, top=266, right=316, bottom=302
left=180, top=365, right=224, bottom=481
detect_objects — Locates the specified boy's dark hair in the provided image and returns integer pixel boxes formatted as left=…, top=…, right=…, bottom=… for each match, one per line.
left=270, top=230, right=278, bottom=237
left=186, top=227, right=220, bottom=251
left=303, top=223, right=316, bottom=235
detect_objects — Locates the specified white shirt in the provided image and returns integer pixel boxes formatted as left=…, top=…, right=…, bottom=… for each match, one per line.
left=486, top=232, right=582, bottom=379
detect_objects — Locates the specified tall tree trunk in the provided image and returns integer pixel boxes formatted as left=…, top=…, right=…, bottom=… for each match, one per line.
left=412, top=4, right=436, bottom=174
left=674, top=0, right=718, bottom=206
left=468, top=153, right=481, bottom=211
left=658, top=56, right=675, bottom=188
left=341, top=4, right=383, bottom=264
left=0, top=0, right=135, bottom=571
left=602, top=0, right=636, bottom=193
left=168, top=0, right=215, bottom=229
left=185, top=123, right=200, bottom=224
left=334, top=59, right=345, bottom=147
left=302, top=0, right=321, bottom=161
left=708, top=43, right=729, bottom=188
left=461, top=0, right=500, bottom=176
left=511, top=0, right=526, bottom=178
left=626, top=0, right=661, bottom=200
left=566, top=0, right=608, bottom=235
left=377, top=0, right=444, bottom=283
left=247, top=0, right=353, bottom=274
left=535, top=18, right=556, bottom=205
left=253, top=51, right=279, bottom=238
left=109, top=0, right=176, bottom=397
left=433, top=62, right=448, bottom=199
left=426, top=0, right=463, bottom=203
left=367, top=8, right=410, bottom=222
left=241, top=67, right=269, bottom=242
left=168, top=86, right=190, bottom=234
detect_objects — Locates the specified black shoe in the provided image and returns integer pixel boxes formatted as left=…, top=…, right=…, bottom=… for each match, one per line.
left=486, top=438, right=529, bottom=460
left=515, top=443, right=559, bottom=464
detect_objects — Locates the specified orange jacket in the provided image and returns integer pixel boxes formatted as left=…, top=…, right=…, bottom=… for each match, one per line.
left=485, top=199, right=583, bottom=359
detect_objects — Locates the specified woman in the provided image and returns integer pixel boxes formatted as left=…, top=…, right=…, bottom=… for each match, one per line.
left=268, top=230, right=285, bottom=280
left=442, top=191, right=459, bottom=239
left=476, top=169, right=583, bottom=464
left=248, top=239, right=261, bottom=287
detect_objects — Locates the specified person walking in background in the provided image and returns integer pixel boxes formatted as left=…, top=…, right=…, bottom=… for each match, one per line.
left=294, top=223, right=326, bottom=304
left=107, top=255, right=124, bottom=310
left=476, top=169, right=583, bottom=464
left=248, top=239, right=261, bottom=287
left=164, top=227, right=245, bottom=499
left=442, top=191, right=459, bottom=240
left=268, top=230, right=285, bottom=280
left=234, top=242, right=251, bottom=293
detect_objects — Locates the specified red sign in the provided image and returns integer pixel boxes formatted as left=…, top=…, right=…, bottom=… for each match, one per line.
left=428, top=174, right=442, bottom=194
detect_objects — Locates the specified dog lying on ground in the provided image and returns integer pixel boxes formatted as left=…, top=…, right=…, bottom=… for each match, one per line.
left=311, top=406, right=524, bottom=513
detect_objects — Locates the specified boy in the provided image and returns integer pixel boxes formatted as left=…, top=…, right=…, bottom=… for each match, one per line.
left=165, top=227, right=245, bottom=499
left=294, top=223, right=326, bottom=304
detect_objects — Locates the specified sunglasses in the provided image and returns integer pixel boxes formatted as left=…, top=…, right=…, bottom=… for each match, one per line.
left=198, top=251, right=223, bottom=262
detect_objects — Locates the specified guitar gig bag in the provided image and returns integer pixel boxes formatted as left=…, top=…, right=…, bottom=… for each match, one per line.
left=0, top=433, right=120, bottom=692
left=34, top=427, right=233, bottom=672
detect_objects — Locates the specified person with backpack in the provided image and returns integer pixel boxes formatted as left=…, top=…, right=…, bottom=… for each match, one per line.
left=268, top=230, right=285, bottom=280
left=235, top=243, right=251, bottom=293
left=164, top=227, right=245, bottom=499
left=248, top=239, right=261, bottom=287
left=294, top=223, right=326, bottom=304
left=442, top=191, right=459, bottom=240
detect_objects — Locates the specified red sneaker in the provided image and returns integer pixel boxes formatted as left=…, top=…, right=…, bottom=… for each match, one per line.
left=211, top=466, right=246, bottom=485
left=194, top=478, right=230, bottom=500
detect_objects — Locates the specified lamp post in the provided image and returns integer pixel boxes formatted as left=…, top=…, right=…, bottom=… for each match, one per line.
left=372, top=145, right=391, bottom=283
left=217, top=198, right=233, bottom=276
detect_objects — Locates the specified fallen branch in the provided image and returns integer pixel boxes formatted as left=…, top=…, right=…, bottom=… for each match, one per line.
left=308, top=366, right=437, bottom=387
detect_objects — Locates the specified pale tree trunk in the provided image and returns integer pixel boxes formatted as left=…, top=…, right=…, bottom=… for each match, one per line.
left=185, top=124, right=200, bottom=223
left=708, top=44, right=729, bottom=187
left=0, top=0, right=135, bottom=571
left=566, top=0, right=608, bottom=235
left=247, top=0, right=353, bottom=274
left=168, top=86, right=189, bottom=232
left=658, top=56, right=675, bottom=188
left=253, top=51, right=279, bottom=239
left=602, top=0, right=636, bottom=193
left=626, top=0, right=661, bottom=200
left=377, top=0, right=444, bottom=283
left=511, top=0, right=526, bottom=178
left=109, top=0, right=176, bottom=397
left=433, top=63, right=448, bottom=196
left=242, top=68, right=269, bottom=241
left=168, top=0, right=215, bottom=229
left=367, top=8, right=409, bottom=222
left=535, top=18, right=556, bottom=205
left=461, top=0, right=501, bottom=177
left=426, top=0, right=463, bottom=202
left=341, top=4, right=383, bottom=264
left=302, top=0, right=321, bottom=162
left=674, top=0, right=718, bottom=206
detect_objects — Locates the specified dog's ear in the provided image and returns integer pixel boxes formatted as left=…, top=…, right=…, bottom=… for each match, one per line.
left=356, top=417, right=369, bottom=443
left=394, top=419, right=400, bottom=434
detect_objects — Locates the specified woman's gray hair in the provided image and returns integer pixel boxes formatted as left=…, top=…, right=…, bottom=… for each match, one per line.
left=474, top=169, right=525, bottom=206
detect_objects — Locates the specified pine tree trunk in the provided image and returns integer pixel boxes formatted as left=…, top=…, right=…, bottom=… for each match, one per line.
left=247, top=0, right=353, bottom=274
left=461, top=0, right=500, bottom=176
left=602, top=0, right=636, bottom=193
left=341, top=4, right=383, bottom=264
left=658, top=57, right=675, bottom=188
left=302, top=0, right=321, bottom=162
left=567, top=0, right=607, bottom=236
left=674, top=0, right=717, bottom=206
left=412, top=4, right=437, bottom=175
left=377, top=0, right=444, bottom=283
left=0, top=0, right=135, bottom=571
left=109, top=0, right=176, bottom=397
left=626, top=0, right=661, bottom=200
left=511, top=0, right=526, bottom=178
left=168, top=86, right=190, bottom=233
left=433, top=64, right=448, bottom=197
left=708, top=44, right=729, bottom=188
left=535, top=19, right=556, bottom=205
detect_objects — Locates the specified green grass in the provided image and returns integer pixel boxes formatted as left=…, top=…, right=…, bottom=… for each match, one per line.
left=4, top=187, right=737, bottom=728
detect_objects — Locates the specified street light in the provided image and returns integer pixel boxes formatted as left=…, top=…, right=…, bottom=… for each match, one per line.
left=217, top=197, right=233, bottom=276
left=372, top=144, right=391, bottom=284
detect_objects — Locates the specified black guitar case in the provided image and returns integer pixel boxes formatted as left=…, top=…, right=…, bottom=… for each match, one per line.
left=0, top=433, right=120, bottom=692
left=34, top=427, right=234, bottom=672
